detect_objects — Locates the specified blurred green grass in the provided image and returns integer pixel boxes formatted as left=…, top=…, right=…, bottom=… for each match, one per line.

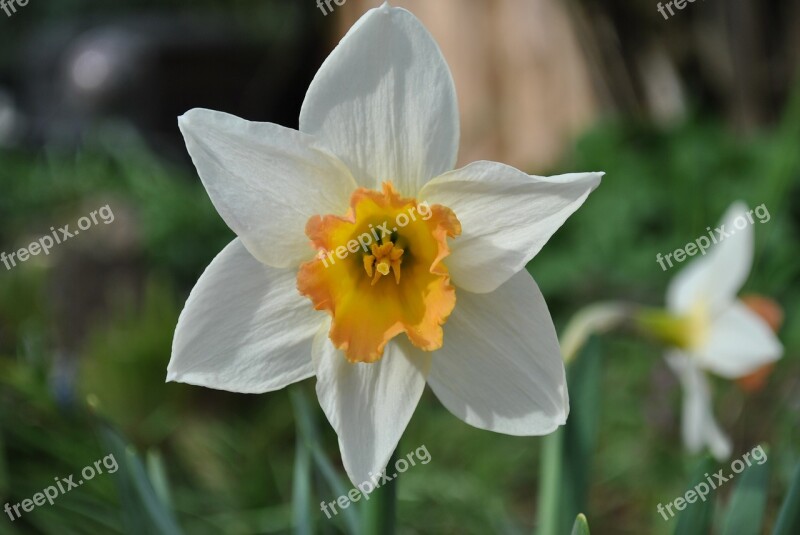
left=0, top=107, right=798, bottom=534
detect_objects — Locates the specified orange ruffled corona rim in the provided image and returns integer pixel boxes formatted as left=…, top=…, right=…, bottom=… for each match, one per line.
left=297, top=182, right=461, bottom=363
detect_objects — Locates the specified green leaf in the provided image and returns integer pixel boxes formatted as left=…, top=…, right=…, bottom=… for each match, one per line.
left=98, top=424, right=184, bottom=535
left=673, top=457, right=716, bottom=534
left=0, top=430, right=8, bottom=495
left=562, top=337, right=602, bottom=517
left=292, top=433, right=314, bottom=535
left=536, top=336, right=602, bottom=535
left=146, top=450, right=173, bottom=510
left=772, top=462, right=800, bottom=535
left=570, top=513, right=590, bottom=535
left=721, top=447, right=770, bottom=535
left=289, top=387, right=361, bottom=535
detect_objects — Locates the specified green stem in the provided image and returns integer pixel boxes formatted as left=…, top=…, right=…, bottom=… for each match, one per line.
left=560, top=302, right=633, bottom=364
left=536, top=428, right=564, bottom=535
left=362, top=450, right=397, bottom=535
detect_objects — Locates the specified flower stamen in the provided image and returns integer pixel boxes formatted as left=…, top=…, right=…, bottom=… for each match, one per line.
left=365, top=242, right=404, bottom=285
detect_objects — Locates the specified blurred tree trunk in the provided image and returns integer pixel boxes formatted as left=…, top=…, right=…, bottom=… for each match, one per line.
left=568, top=0, right=800, bottom=131
left=336, top=0, right=800, bottom=169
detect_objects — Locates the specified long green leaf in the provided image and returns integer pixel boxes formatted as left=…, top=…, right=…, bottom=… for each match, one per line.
left=673, top=457, right=716, bottom=534
left=98, top=424, right=184, bottom=535
left=562, top=337, right=602, bottom=519
left=146, top=450, right=173, bottom=510
left=292, top=433, right=314, bottom=535
left=721, top=448, right=770, bottom=535
left=536, top=336, right=602, bottom=535
left=772, top=462, right=800, bottom=535
left=289, top=387, right=361, bottom=535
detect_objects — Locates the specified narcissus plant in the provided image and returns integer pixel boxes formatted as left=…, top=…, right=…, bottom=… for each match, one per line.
left=167, top=3, right=602, bottom=485
left=652, top=202, right=783, bottom=459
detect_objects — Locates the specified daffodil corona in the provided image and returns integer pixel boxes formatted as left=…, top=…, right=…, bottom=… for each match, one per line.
left=298, top=182, right=461, bottom=363
left=167, top=3, right=602, bottom=486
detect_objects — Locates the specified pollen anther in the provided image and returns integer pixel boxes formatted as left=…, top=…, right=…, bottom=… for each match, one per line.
left=366, top=241, right=403, bottom=285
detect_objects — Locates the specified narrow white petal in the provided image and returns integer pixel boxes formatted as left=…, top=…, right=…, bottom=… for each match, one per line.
left=313, top=323, right=430, bottom=487
left=667, top=201, right=753, bottom=314
left=427, top=270, right=568, bottom=435
left=696, top=301, right=783, bottom=378
left=299, top=4, right=459, bottom=195
left=420, top=162, right=601, bottom=293
left=179, top=108, right=357, bottom=269
left=666, top=352, right=732, bottom=460
left=167, top=239, right=321, bottom=393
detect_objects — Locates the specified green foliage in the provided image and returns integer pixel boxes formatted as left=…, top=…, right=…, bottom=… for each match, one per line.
left=290, top=387, right=360, bottom=535
left=570, top=514, right=590, bottom=535
left=721, top=451, right=771, bottom=535
left=98, top=424, right=183, bottom=535
left=673, top=457, right=716, bottom=535
left=773, top=463, right=800, bottom=535
left=536, top=337, right=602, bottom=535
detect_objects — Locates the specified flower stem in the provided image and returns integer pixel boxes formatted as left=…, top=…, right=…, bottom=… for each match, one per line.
left=560, top=302, right=633, bottom=364
left=536, top=428, right=564, bottom=535
left=361, top=450, right=397, bottom=535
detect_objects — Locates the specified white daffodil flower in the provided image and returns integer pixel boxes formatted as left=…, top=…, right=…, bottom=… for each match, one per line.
left=663, top=202, right=782, bottom=460
left=167, top=3, right=602, bottom=486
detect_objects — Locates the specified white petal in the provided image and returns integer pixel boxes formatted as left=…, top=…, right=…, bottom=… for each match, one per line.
left=299, top=4, right=459, bottom=195
left=420, top=162, right=602, bottom=293
left=666, top=352, right=732, bottom=460
left=427, top=270, right=568, bottom=435
left=667, top=201, right=753, bottom=314
left=167, top=239, right=321, bottom=393
left=179, top=108, right=357, bottom=269
left=313, top=322, right=430, bottom=487
left=696, top=301, right=783, bottom=378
